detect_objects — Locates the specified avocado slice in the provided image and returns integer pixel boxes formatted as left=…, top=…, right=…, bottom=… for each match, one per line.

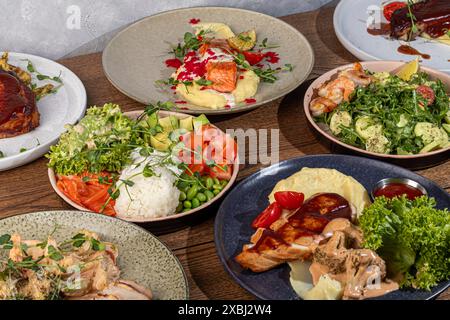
left=193, top=114, right=210, bottom=131
left=146, top=112, right=158, bottom=128
left=150, top=132, right=171, bottom=151
left=159, top=115, right=179, bottom=132
left=180, top=116, right=194, bottom=131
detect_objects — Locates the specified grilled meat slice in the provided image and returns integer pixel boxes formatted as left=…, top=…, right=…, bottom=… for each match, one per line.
left=0, top=70, right=39, bottom=139
left=390, top=0, right=450, bottom=40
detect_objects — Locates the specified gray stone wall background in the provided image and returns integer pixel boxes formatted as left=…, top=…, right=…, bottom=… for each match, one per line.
left=1, top=0, right=332, bottom=59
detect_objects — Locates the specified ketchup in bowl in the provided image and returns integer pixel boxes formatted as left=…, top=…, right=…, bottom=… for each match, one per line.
left=371, top=178, right=427, bottom=201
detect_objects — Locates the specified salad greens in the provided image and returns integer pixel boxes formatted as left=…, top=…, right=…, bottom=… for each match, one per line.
left=316, top=71, right=450, bottom=155
left=359, top=195, right=450, bottom=290
left=47, top=103, right=143, bottom=175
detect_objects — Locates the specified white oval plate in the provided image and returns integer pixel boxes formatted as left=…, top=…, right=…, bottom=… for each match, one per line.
left=334, top=0, right=450, bottom=73
left=0, top=52, right=87, bottom=171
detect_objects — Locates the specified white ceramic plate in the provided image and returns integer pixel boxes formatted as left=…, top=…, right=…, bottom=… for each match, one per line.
left=334, top=0, right=450, bottom=73
left=0, top=52, right=87, bottom=171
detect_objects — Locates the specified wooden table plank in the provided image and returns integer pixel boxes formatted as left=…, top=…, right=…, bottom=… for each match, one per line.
left=0, top=5, right=448, bottom=300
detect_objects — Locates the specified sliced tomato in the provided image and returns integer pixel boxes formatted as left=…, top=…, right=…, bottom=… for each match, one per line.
left=383, top=2, right=406, bottom=21
left=243, top=51, right=265, bottom=66
left=251, top=202, right=282, bottom=229
left=208, top=163, right=232, bottom=180
left=187, top=163, right=206, bottom=176
left=274, top=191, right=305, bottom=210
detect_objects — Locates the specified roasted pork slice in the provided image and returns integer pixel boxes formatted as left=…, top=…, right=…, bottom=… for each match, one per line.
left=0, top=70, right=39, bottom=139
left=235, top=193, right=355, bottom=273
left=390, top=0, right=450, bottom=40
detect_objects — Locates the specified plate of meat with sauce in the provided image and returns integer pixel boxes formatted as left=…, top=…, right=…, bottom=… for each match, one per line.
left=214, top=155, right=450, bottom=300
left=0, top=52, right=86, bottom=171
left=102, top=7, right=314, bottom=114
left=334, top=0, right=450, bottom=73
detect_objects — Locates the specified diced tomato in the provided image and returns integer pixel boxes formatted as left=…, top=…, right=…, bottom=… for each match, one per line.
left=274, top=191, right=305, bottom=210
left=383, top=1, right=407, bottom=21
left=187, top=163, right=206, bottom=176
left=251, top=202, right=282, bottom=229
left=243, top=51, right=265, bottom=66
left=416, top=85, right=435, bottom=107
left=208, top=163, right=232, bottom=180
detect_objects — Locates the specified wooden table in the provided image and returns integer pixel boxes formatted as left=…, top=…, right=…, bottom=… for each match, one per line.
left=1, top=5, right=449, bottom=300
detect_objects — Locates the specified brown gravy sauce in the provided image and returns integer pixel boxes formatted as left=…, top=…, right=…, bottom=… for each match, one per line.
left=397, top=44, right=431, bottom=59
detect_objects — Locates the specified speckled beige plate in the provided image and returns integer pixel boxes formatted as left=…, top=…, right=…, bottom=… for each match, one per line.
left=0, top=210, right=188, bottom=300
left=102, top=6, right=314, bottom=115
left=48, top=110, right=239, bottom=223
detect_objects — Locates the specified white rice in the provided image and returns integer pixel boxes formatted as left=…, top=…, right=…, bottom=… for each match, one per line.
left=114, top=149, right=181, bottom=219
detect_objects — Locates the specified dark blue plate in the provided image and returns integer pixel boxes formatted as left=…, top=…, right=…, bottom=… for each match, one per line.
left=214, top=155, right=450, bottom=300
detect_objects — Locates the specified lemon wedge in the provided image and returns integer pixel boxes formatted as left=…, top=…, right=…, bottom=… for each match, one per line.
left=227, top=30, right=256, bottom=51
left=395, top=58, right=419, bottom=81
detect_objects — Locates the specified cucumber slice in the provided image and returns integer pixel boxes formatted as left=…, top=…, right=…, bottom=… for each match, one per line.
left=355, top=116, right=382, bottom=139
left=414, top=122, right=442, bottom=145
left=443, top=123, right=450, bottom=134
left=396, top=114, right=409, bottom=128
left=420, top=140, right=441, bottom=154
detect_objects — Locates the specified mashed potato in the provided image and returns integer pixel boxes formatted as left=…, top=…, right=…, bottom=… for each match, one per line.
left=114, top=149, right=181, bottom=220
left=268, top=167, right=371, bottom=218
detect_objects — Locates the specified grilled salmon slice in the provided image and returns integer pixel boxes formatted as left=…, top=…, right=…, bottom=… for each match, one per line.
left=205, top=61, right=237, bottom=93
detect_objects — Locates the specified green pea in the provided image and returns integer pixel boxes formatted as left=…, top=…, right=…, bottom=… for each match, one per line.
left=205, top=177, right=214, bottom=189
left=220, top=179, right=228, bottom=187
left=213, top=184, right=222, bottom=190
left=213, top=189, right=221, bottom=195
left=179, top=191, right=187, bottom=201
left=177, top=181, right=188, bottom=190
left=192, top=198, right=200, bottom=208
left=186, top=185, right=198, bottom=200
left=183, top=200, right=192, bottom=209
left=196, top=192, right=207, bottom=202
left=176, top=203, right=183, bottom=213
left=182, top=208, right=191, bottom=213
left=205, top=190, right=214, bottom=201
left=213, top=178, right=220, bottom=185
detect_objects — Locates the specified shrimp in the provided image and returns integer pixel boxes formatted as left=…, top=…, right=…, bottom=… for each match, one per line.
left=339, top=62, right=373, bottom=87
left=318, top=76, right=355, bottom=104
left=309, top=97, right=338, bottom=117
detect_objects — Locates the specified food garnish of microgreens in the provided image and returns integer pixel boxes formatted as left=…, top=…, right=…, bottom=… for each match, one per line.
left=405, top=0, right=418, bottom=42
left=232, top=50, right=293, bottom=83
left=0, top=231, right=108, bottom=299
left=171, top=30, right=209, bottom=61
left=258, top=38, right=280, bottom=50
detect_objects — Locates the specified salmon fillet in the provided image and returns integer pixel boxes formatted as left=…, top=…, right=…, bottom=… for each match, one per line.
left=205, top=61, right=237, bottom=93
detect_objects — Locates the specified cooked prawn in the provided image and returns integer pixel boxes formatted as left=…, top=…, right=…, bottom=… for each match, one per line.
left=309, top=97, right=338, bottom=117
left=339, top=62, right=373, bottom=87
